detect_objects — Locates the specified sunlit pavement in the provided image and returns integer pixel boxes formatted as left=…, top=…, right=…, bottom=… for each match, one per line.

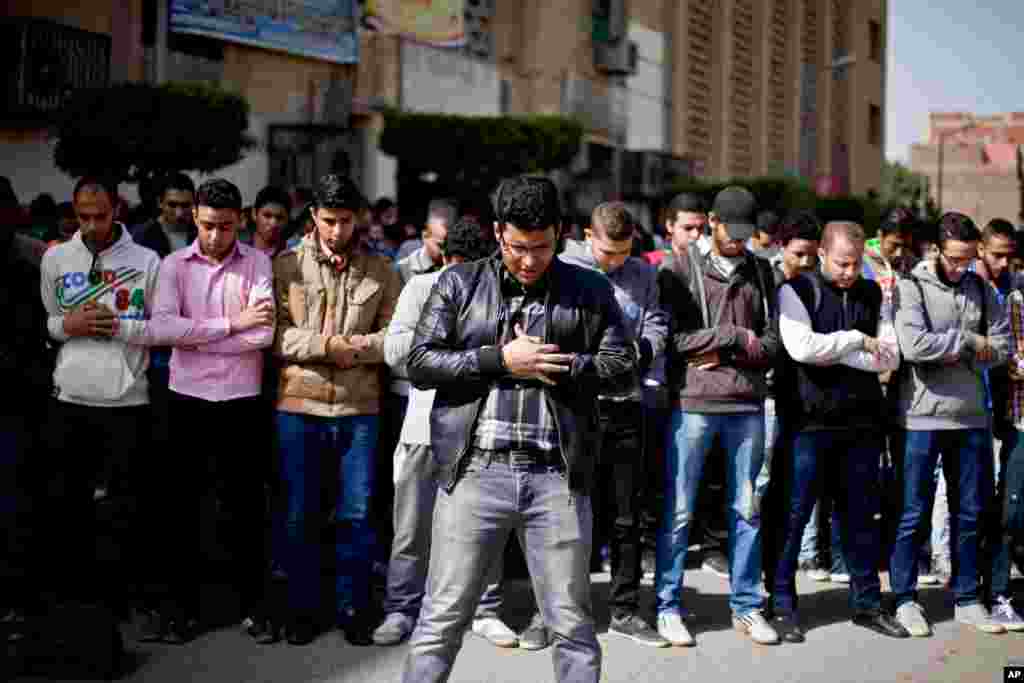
left=13, top=570, right=1024, bottom=683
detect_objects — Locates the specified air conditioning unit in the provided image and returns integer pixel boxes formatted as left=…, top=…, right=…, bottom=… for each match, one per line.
left=592, top=0, right=627, bottom=42
left=594, top=39, right=637, bottom=76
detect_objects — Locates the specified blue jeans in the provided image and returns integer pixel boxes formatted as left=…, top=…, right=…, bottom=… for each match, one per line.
left=890, top=429, right=992, bottom=608
left=276, top=411, right=379, bottom=617
left=990, top=430, right=1024, bottom=599
left=771, top=430, right=882, bottom=614
left=383, top=443, right=504, bottom=619
left=656, top=410, right=766, bottom=617
left=402, top=453, right=600, bottom=683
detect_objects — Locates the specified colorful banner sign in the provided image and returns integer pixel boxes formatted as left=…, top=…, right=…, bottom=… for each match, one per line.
left=364, top=0, right=465, bottom=47
left=170, top=1, right=359, bottom=64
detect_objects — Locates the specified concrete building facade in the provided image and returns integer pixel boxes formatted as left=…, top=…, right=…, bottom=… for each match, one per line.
left=2, top=0, right=887, bottom=213
left=909, top=112, right=1024, bottom=228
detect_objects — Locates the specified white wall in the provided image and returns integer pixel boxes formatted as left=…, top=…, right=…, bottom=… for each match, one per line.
left=625, top=23, right=667, bottom=153
left=401, top=41, right=500, bottom=116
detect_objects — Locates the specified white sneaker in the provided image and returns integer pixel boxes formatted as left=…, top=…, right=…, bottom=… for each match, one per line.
left=372, top=613, right=415, bottom=646
left=955, top=603, right=1006, bottom=634
left=733, top=609, right=780, bottom=645
left=657, top=611, right=695, bottom=647
left=895, top=602, right=932, bottom=637
left=992, top=597, right=1024, bottom=632
left=471, top=616, right=518, bottom=648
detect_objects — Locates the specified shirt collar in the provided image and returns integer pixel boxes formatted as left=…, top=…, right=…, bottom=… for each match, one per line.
left=184, top=238, right=241, bottom=265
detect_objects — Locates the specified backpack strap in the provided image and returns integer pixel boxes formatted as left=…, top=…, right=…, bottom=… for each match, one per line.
left=908, top=274, right=932, bottom=332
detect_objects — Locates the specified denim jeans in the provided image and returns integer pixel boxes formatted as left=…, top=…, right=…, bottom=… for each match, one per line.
left=402, top=452, right=600, bottom=683
left=276, top=411, right=378, bottom=618
left=890, top=429, right=992, bottom=608
left=383, top=443, right=504, bottom=619
left=656, top=410, right=766, bottom=617
left=990, top=430, right=1024, bottom=599
left=771, top=430, right=883, bottom=614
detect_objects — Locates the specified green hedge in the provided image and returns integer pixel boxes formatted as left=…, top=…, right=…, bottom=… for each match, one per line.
left=380, top=108, right=584, bottom=188
left=668, top=175, right=885, bottom=237
left=54, top=82, right=255, bottom=184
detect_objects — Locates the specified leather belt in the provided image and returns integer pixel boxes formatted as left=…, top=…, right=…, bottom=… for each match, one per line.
left=469, top=447, right=564, bottom=470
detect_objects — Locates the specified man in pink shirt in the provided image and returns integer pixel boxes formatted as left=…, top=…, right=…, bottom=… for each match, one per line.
left=142, top=178, right=275, bottom=644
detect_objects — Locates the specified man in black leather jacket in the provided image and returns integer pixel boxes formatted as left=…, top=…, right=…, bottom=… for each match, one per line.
left=400, top=176, right=635, bottom=683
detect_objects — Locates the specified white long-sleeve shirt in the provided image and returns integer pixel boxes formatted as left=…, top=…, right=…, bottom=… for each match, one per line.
left=778, top=282, right=899, bottom=373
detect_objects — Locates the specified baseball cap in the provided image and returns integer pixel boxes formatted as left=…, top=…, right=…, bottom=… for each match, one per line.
left=712, top=186, right=758, bottom=241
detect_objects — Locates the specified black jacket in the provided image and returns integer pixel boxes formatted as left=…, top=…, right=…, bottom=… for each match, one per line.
left=407, top=255, right=636, bottom=493
left=131, top=218, right=196, bottom=259
left=1, top=237, right=55, bottom=417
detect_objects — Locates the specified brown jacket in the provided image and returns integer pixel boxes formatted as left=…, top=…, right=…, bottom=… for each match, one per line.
left=657, top=245, right=779, bottom=412
left=273, top=235, right=401, bottom=417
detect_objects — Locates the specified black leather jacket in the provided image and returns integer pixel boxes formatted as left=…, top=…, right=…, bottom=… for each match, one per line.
left=407, top=255, right=636, bottom=493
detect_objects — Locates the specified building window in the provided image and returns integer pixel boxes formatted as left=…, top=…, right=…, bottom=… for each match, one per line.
left=869, top=20, right=882, bottom=63
left=869, top=104, right=882, bottom=146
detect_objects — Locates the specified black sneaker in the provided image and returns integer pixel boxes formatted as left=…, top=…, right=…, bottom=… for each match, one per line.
left=163, top=617, right=199, bottom=645
left=771, top=612, right=805, bottom=643
left=852, top=609, right=910, bottom=638
left=701, top=551, right=729, bottom=579
left=135, top=609, right=165, bottom=643
left=338, top=609, right=373, bottom=647
left=285, top=615, right=318, bottom=646
left=519, top=612, right=550, bottom=651
left=244, top=614, right=282, bottom=645
left=609, top=614, right=670, bottom=647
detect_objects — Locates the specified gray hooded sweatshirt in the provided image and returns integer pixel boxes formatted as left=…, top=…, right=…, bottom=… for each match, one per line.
left=560, top=238, right=668, bottom=399
left=894, top=258, right=1009, bottom=430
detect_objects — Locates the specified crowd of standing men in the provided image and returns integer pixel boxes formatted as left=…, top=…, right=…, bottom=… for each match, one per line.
left=1, top=168, right=1024, bottom=683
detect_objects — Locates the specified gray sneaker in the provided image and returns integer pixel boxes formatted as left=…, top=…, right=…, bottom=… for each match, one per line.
left=955, top=603, right=1006, bottom=634
left=372, top=612, right=415, bottom=646
left=895, top=602, right=932, bottom=637
left=992, top=597, right=1024, bottom=632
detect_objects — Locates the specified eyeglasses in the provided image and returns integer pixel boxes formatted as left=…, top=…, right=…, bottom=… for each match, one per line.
left=500, top=236, right=556, bottom=259
left=941, top=251, right=975, bottom=269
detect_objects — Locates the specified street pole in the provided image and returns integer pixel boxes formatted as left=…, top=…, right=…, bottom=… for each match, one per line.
left=155, top=0, right=169, bottom=84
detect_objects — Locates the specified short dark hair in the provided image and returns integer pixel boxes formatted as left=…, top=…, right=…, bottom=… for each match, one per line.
left=666, top=192, right=707, bottom=219
left=254, top=185, right=292, bottom=214
left=73, top=176, right=119, bottom=204
left=373, top=197, right=395, bottom=217
left=492, top=175, right=561, bottom=232
left=937, top=212, right=981, bottom=247
left=983, top=217, right=1016, bottom=244
left=778, top=210, right=822, bottom=246
left=442, top=217, right=496, bottom=262
left=159, top=172, right=195, bottom=201
left=756, top=210, right=780, bottom=236
left=30, top=193, right=57, bottom=220
left=313, top=174, right=365, bottom=213
left=427, top=198, right=458, bottom=225
left=195, top=178, right=243, bottom=211
left=879, top=207, right=918, bottom=238
left=591, top=201, right=636, bottom=240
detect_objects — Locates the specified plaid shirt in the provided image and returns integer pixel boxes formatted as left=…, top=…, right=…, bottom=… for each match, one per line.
left=472, top=269, right=559, bottom=453
left=1009, top=289, right=1024, bottom=428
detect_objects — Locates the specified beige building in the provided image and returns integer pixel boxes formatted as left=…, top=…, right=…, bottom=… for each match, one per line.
left=909, top=112, right=1024, bottom=227
left=2, top=0, right=887, bottom=212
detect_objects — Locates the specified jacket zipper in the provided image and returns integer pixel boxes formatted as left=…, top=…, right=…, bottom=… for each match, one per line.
left=447, top=263, right=499, bottom=492
left=542, top=281, right=571, bottom=475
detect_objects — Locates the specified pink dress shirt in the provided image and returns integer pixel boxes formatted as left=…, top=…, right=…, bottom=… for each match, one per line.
left=148, top=240, right=275, bottom=401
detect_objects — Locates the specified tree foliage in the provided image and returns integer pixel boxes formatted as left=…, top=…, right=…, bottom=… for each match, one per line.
left=667, top=175, right=892, bottom=236
left=379, top=108, right=585, bottom=194
left=54, top=82, right=255, bottom=186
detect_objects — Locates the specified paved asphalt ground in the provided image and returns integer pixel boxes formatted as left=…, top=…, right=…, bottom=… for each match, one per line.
left=12, top=567, right=1024, bottom=683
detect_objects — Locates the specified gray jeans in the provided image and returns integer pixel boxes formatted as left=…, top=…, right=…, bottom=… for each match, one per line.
left=383, top=442, right=504, bottom=618
left=401, top=453, right=601, bottom=683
